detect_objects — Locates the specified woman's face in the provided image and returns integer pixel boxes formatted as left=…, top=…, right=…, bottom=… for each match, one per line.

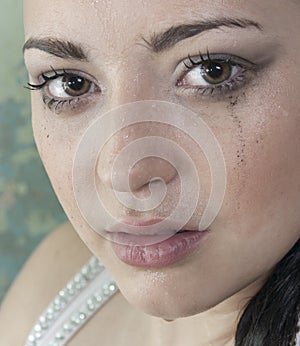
left=23, top=0, right=300, bottom=319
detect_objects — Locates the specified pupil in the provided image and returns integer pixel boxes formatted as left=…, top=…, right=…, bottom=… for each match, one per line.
left=67, top=76, right=85, bottom=91
left=206, top=63, right=223, bottom=79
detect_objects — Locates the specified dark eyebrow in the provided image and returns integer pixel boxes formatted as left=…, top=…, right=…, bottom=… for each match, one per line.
left=23, top=37, right=88, bottom=61
left=23, top=17, right=262, bottom=60
left=142, top=17, right=263, bottom=53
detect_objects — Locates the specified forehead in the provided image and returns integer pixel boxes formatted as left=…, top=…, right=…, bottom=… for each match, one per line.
left=23, top=0, right=296, bottom=61
left=23, top=0, right=265, bottom=37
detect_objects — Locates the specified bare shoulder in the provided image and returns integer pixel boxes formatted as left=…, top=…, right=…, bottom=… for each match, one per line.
left=0, top=222, right=92, bottom=346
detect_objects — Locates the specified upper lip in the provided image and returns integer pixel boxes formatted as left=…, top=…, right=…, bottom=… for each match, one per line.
left=104, top=218, right=200, bottom=236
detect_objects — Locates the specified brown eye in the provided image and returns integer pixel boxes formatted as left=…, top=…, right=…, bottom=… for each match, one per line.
left=62, top=75, right=92, bottom=96
left=200, top=61, right=232, bottom=85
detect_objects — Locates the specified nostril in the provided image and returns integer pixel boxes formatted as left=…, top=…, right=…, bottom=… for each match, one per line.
left=128, top=160, right=176, bottom=192
left=97, top=155, right=178, bottom=193
left=131, top=178, right=166, bottom=199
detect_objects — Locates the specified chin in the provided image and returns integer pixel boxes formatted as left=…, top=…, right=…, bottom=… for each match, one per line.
left=131, top=298, right=213, bottom=320
left=120, top=283, right=220, bottom=320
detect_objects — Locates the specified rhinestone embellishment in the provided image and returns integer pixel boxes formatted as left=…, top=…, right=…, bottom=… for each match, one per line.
left=25, top=256, right=118, bottom=346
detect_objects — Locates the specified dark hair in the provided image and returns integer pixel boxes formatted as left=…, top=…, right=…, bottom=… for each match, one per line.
left=235, top=239, right=300, bottom=346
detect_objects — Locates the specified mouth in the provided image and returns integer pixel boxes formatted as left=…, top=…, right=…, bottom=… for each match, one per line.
left=103, top=218, right=209, bottom=268
left=108, top=228, right=210, bottom=268
left=104, top=218, right=207, bottom=246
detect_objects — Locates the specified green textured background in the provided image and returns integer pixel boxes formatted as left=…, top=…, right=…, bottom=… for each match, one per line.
left=0, top=1, right=67, bottom=302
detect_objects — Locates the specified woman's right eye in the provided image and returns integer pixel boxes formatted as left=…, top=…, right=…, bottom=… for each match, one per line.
left=48, top=74, right=93, bottom=98
left=27, top=68, right=100, bottom=114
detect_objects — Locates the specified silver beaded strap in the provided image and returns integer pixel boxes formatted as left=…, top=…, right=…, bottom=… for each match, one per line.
left=25, top=256, right=118, bottom=346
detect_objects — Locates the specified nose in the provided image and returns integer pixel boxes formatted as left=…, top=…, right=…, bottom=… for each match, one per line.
left=96, top=125, right=177, bottom=192
left=96, top=60, right=178, bottom=193
left=96, top=58, right=177, bottom=192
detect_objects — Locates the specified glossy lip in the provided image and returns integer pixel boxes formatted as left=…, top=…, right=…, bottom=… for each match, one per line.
left=110, top=230, right=209, bottom=268
left=105, top=218, right=199, bottom=236
left=104, top=218, right=204, bottom=246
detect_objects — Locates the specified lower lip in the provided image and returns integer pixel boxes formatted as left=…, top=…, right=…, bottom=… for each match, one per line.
left=110, top=230, right=209, bottom=268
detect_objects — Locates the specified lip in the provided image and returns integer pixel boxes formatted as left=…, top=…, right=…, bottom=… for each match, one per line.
left=122, top=219, right=165, bottom=227
left=106, top=218, right=188, bottom=237
left=111, top=230, right=209, bottom=268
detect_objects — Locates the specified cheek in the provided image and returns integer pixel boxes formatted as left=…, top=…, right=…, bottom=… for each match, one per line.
left=216, top=79, right=300, bottom=245
left=31, top=100, right=85, bottom=215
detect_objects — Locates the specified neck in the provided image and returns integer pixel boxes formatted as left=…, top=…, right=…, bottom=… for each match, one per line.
left=147, top=276, right=267, bottom=346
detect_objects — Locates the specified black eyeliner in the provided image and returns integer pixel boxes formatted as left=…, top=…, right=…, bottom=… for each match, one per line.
left=25, top=66, right=65, bottom=90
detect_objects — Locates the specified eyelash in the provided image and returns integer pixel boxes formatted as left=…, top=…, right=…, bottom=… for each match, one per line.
left=26, top=50, right=257, bottom=113
left=26, top=67, right=99, bottom=114
left=176, top=50, right=257, bottom=97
